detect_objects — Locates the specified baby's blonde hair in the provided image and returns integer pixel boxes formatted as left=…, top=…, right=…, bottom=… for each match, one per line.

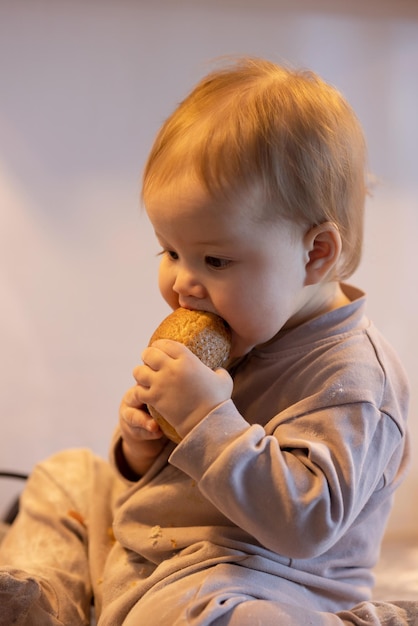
left=143, top=57, right=367, bottom=279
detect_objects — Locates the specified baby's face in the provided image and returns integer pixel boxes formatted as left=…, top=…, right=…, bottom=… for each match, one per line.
left=145, top=179, right=309, bottom=358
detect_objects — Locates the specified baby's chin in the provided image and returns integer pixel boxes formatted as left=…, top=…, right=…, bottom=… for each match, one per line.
left=228, top=336, right=256, bottom=360
left=229, top=328, right=283, bottom=359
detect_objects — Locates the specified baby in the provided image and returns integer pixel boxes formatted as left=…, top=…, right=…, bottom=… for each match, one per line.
left=0, top=57, right=413, bottom=626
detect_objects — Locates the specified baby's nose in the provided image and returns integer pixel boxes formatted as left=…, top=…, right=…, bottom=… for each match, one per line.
left=173, top=268, right=206, bottom=299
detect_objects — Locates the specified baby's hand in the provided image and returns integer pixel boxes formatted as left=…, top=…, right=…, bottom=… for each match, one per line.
left=119, top=385, right=168, bottom=476
left=134, top=339, right=233, bottom=438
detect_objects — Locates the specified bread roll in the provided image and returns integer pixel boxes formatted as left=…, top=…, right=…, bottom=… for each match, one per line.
left=147, top=308, right=231, bottom=443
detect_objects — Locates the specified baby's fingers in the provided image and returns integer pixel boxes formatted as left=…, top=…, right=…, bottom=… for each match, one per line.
left=119, top=396, right=162, bottom=438
left=141, top=340, right=192, bottom=368
left=123, top=384, right=148, bottom=408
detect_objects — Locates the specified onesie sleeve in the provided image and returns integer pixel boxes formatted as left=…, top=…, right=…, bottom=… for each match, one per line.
left=108, top=427, right=138, bottom=482
left=169, top=395, right=408, bottom=559
left=170, top=318, right=410, bottom=559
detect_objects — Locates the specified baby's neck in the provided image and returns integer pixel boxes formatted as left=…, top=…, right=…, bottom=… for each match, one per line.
left=285, top=281, right=350, bottom=331
left=307, top=281, right=351, bottom=319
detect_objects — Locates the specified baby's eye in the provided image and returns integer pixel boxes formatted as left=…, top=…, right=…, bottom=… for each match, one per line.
left=205, top=256, right=232, bottom=269
left=157, top=248, right=178, bottom=261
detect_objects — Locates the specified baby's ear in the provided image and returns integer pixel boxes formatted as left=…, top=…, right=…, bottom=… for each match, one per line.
left=303, top=222, right=342, bottom=286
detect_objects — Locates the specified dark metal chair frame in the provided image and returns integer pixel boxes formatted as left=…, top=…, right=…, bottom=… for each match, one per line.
left=0, top=471, right=28, bottom=524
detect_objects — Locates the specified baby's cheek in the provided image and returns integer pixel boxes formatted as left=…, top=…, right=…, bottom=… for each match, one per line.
left=158, top=270, right=178, bottom=309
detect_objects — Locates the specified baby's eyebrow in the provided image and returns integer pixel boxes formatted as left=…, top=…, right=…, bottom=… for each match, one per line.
left=194, top=235, right=237, bottom=246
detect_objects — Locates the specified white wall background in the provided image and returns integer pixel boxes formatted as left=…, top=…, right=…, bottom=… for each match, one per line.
left=1, top=0, right=417, bottom=537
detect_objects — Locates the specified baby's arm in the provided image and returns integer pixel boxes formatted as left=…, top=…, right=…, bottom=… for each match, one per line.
left=169, top=398, right=404, bottom=559
left=117, top=384, right=168, bottom=478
